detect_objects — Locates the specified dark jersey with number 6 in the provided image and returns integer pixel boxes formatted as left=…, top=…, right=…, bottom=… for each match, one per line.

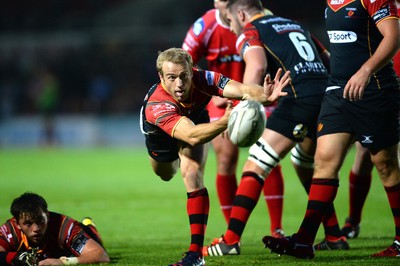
left=236, top=14, right=329, bottom=98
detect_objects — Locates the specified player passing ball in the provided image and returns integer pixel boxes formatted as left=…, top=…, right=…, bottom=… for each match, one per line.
left=140, top=47, right=289, bottom=266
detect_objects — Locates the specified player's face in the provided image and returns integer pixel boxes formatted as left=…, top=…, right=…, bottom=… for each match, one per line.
left=226, top=8, right=243, bottom=36
left=159, top=61, right=193, bottom=102
left=16, top=211, right=49, bottom=246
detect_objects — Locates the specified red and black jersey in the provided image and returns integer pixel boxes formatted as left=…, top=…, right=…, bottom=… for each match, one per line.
left=0, top=212, right=91, bottom=259
left=141, top=68, right=231, bottom=137
left=326, top=0, right=399, bottom=85
left=182, top=9, right=244, bottom=82
left=236, top=15, right=329, bottom=98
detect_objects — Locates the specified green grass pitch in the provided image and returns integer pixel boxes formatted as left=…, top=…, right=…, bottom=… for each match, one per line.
left=0, top=146, right=397, bottom=265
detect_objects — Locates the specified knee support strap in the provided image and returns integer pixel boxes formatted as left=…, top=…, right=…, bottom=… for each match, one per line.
left=248, top=138, right=280, bottom=174
left=290, top=143, right=314, bottom=168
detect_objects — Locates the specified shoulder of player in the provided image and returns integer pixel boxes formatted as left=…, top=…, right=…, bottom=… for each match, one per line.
left=190, top=9, right=220, bottom=37
left=145, top=82, right=180, bottom=104
left=361, top=0, right=398, bottom=15
left=48, top=212, right=81, bottom=231
left=236, top=25, right=262, bottom=55
left=0, top=219, right=23, bottom=250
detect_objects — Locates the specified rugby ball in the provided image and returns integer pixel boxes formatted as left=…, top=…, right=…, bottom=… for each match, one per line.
left=228, top=100, right=266, bottom=147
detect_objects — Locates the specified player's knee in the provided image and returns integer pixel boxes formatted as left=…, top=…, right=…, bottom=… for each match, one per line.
left=152, top=160, right=178, bottom=181
left=248, top=138, right=280, bottom=174
left=290, top=143, right=314, bottom=168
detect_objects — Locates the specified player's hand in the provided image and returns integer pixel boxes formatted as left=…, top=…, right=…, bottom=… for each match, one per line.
left=12, top=249, right=39, bottom=266
left=263, top=68, right=290, bottom=104
left=220, top=100, right=233, bottom=138
left=221, top=100, right=233, bottom=123
left=343, top=68, right=370, bottom=101
left=212, top=96, right=229, bottom=108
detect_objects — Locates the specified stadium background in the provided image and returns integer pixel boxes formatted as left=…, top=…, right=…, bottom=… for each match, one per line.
left=0, top=0, right=326, bottom=147
left=1, top=2, right=397, bottom=264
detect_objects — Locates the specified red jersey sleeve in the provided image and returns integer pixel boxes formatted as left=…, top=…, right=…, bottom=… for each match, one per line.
left=0, top=220, right=22, bottom=251
left=362, top=0, right=399, bottom=24
left=236, top=24, right=264, bottom=59
left=51, top=214, right=91, bottom=256
left=145, top=98, right=182, bottom=137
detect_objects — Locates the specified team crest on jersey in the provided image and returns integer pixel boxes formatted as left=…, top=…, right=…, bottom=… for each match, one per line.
left=193, top=18, right=205, bottom=36
left=328, top=0, right=356, bottom=12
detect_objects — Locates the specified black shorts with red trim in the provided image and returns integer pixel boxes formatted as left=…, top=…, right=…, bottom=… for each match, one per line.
left=317, top=85, right=400, bottom=151
left=267, top=94, right=324, bottom=142
left=144, top=110, right=210, bottom=163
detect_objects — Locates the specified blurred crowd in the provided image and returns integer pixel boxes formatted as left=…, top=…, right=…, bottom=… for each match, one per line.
left=0, top=0, right=325, bottom=120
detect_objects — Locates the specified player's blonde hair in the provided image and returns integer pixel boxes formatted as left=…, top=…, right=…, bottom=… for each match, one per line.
left=156, top=48, right=193, bottom=75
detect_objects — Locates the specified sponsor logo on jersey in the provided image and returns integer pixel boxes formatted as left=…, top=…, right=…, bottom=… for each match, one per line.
left=372, top=5, right=391, bottom=24
left=346, top=7, right=357, bottom=17
left=272, top=23, right=303, bottom=34
left=205, top=71, right=215, bottom=85
left=219, top=54, right=243, bottom=63
left=152, top=103, right=176, bottom=117
left=328, top=30, right=357, bottom=43
left=294, top=61, right=327, bottom=75
left=217, top=76, right=230, bottom=88
left=328, top=0, right=356, bottom=12
left=193, top=18, right=205, bottom=36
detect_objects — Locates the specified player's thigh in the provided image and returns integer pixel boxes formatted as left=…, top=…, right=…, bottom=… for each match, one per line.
left=179, top=143, right=209, bottom=175
left=261, top=128, right=295, bottom=157
left=351, top=142, right=373, bottom=175
left=314, top=133, right=353, bottom=178
left=211, top=133, right=239, bottom=161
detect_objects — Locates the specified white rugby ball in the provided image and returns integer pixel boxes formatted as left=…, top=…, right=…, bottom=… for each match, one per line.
left=228, top=100, right=266, bottom=147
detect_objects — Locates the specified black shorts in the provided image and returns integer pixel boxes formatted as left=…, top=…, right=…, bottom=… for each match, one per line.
left=267, top=93, right=324, bottom=142
left=144, top=111, right=210, bottom=163
left=317, top=86, right=400, bottom=151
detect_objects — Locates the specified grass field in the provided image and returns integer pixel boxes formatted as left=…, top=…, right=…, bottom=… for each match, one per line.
left=0, top=146, right=397, bottom=265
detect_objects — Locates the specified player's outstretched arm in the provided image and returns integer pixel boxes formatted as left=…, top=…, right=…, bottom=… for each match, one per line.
left=222, top=68, right=290, bottom=105
left=38, top=239, right=109, bottom=265
left=172, top=101, right=233, bottom=146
